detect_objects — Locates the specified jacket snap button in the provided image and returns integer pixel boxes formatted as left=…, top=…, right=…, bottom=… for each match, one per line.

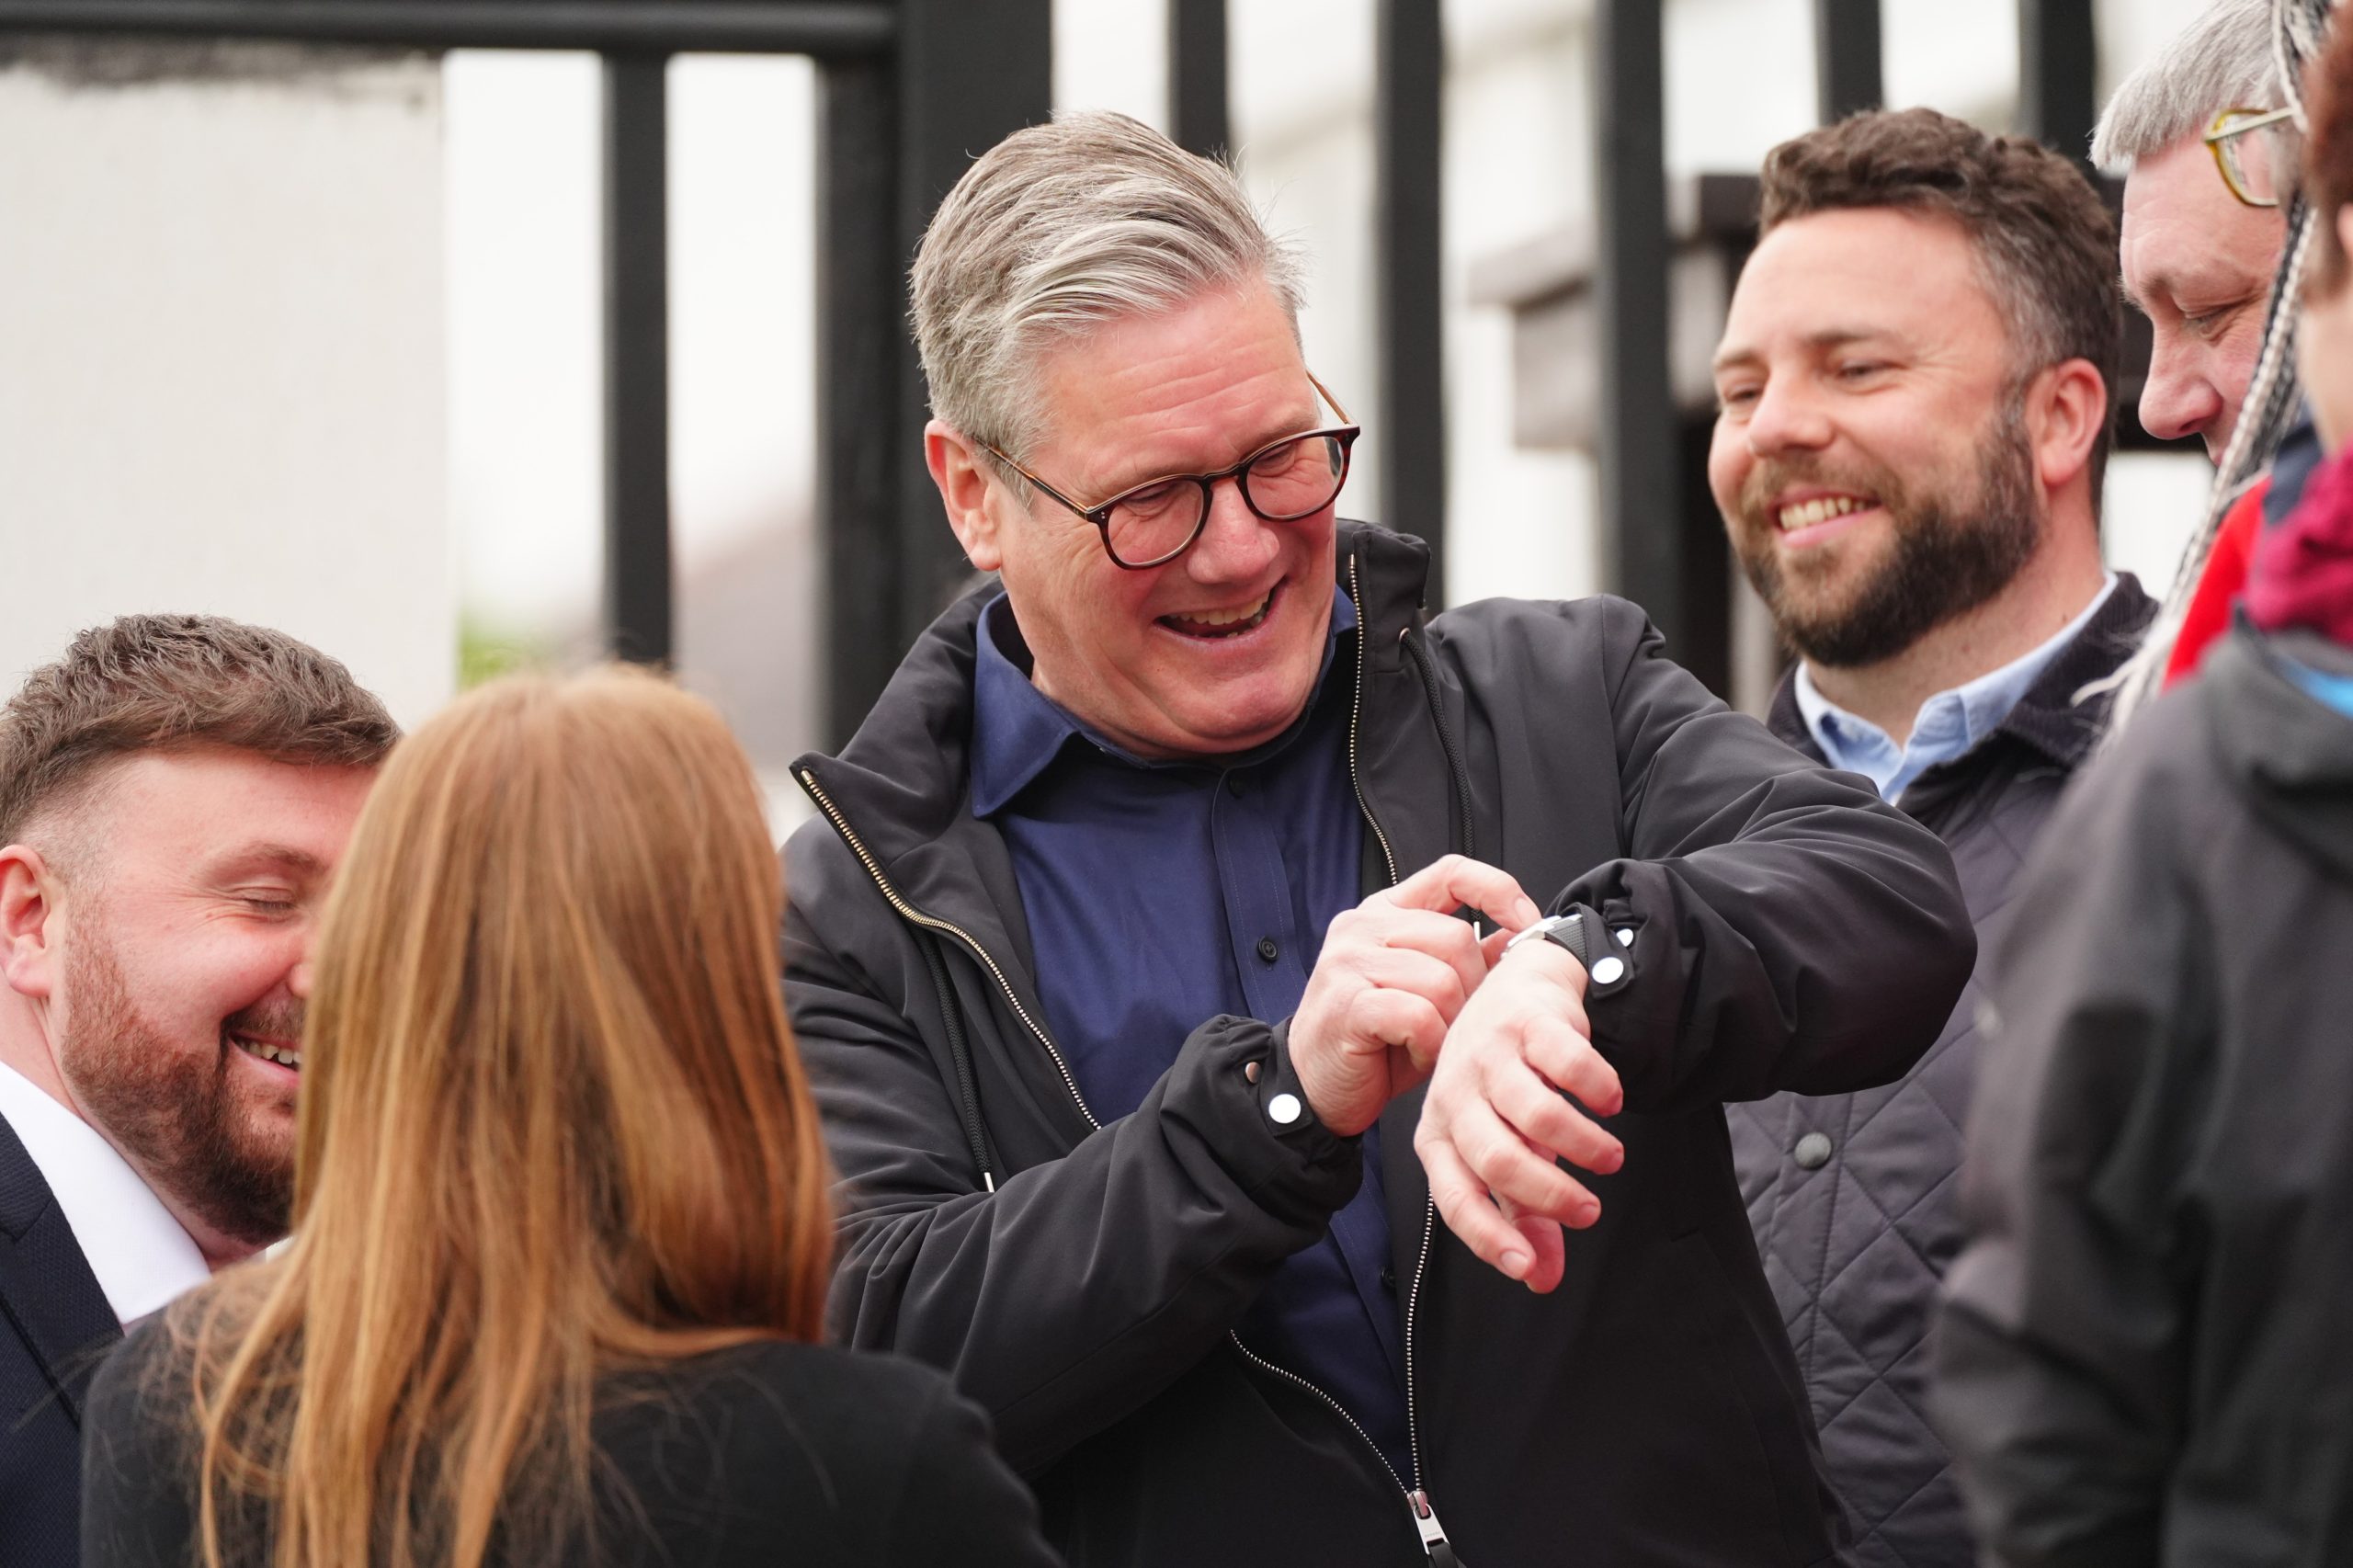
left=1244, top=1060, right=1262, bottom=1085
left=1267, top=1092, right=1303, bottom=1126
left=1589, top=955, right=1626, bottom=985
left=1793, top=1132, right=1834, bottom=1170
left=1256, top=936, right=1280, bottom=963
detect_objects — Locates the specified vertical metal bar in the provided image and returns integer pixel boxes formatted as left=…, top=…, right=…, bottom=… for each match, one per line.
left=2018, top=0, right=2097, bottom=165
left=1813, top=0, right=1882, bottom=123
left=1168, top=0, right=1229, bottom=159
left=602, top=51, right=672, bottom=665
left=817, top=55, right=903, bottom=748
left=893, top=0, right=1051, bottom=653
left=1593, top=0, right=1679, bottom=643
left=1376, top=0, right=1446, bottom=606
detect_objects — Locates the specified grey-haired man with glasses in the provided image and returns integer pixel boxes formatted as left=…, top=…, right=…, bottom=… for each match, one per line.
left=782, top=109, right=1972, bottom=1568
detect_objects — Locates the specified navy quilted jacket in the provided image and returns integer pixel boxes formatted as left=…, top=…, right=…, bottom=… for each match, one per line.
left=1728, top=578, right=2153, bottom=1568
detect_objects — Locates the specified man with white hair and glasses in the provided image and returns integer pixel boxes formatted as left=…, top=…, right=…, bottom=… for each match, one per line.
left=782, top=110, right=1972, bottom=1566
left=2096, top=0, right=2319, bottom=685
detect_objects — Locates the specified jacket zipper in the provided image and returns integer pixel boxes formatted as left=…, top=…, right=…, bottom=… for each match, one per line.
left=801, top=558, right=1464, bottom=1557
left=1347, top=551, right=1403, bottom=887
left=796, top=767, right=1102, bottom=1137
left=1344, top=550, right=1457, bottom=1560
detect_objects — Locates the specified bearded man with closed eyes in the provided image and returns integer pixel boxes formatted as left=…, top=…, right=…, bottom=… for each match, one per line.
left=1711, top=108, right=2156, bottom=1568
left=0, top=615, right=395, bottom=1562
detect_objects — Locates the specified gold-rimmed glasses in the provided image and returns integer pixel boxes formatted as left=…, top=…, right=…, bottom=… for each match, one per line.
left=2205, top=105, right=2297, bottom=209
left=975, top=374, right=1359, bottom=570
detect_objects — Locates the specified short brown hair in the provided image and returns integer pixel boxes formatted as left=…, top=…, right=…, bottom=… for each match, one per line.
left=2306, top=14, right=2353, bottom=296
left=1758, top=108, right=2122, bottom=499
left=0, top=614, right=399, bottom=846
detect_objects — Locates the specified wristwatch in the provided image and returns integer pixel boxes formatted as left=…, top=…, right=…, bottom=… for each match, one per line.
left=1505, top=911, right=1594, bottom=967
left=1506, top=909, right=1631, bottom=986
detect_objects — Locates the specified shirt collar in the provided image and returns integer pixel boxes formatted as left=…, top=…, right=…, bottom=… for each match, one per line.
left=1795, top=574, right=2119, bottom=801
left=970, top=587, right=1359, bottom=818
left=0, top=1062, right=210, bottom=1324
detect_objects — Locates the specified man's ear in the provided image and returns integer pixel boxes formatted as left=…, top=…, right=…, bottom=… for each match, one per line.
left=926, top=419, right=1009, bottom=573
left=0, top=845, right=60, bottom=1001
left=2026, top=358, right=2109, bottom=496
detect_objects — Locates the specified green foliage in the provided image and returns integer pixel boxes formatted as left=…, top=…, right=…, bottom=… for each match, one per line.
left=457, top=616, right=552, bottom=689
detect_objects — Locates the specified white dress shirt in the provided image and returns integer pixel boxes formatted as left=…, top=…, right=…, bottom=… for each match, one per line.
left=0, top=1062, right=210, bottom=1324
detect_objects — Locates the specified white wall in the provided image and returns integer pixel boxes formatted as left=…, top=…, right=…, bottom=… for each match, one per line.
left=0, top=43, right=451, bottom=728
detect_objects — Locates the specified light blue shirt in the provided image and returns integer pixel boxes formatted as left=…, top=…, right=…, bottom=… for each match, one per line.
left=1796, top=575, right=2119, bottom=803
left=2285, top=659, right=2353, bottom=717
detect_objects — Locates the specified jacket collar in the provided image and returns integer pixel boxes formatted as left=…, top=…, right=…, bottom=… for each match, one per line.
left=2204, top=624, right=2353, bottom=880
left=0, top=1112, right=122, bottom=1424
left=797, top=521, right=1431, bottom=870
left=790, top=523, right=1434, bottom=1033
left=1767, top=573, right=2156, bottom=777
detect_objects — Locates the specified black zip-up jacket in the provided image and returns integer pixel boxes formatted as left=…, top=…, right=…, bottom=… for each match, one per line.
left=1935, top=626, right=2353, bottom=1567
left=784, top=524, right=1974, bottom=1567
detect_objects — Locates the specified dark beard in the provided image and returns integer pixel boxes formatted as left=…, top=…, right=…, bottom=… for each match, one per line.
left=1735, top=400, right=2044, bottom=669
left=57, top=931, right=294, bottom=1254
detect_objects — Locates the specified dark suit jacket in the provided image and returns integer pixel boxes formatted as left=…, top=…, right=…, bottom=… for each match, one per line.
left=0, top=1110, right=122, bottom=1567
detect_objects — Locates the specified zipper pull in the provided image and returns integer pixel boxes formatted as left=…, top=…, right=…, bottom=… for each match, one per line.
left=1410, top=1490, right=1464, bottom=1566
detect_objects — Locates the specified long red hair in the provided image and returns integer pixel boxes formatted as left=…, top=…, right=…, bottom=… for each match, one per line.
left=170, top=666, right=834, bottom=1568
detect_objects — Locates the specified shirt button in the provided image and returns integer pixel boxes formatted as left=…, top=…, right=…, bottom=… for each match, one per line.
left=1794, top=1132, right=1834, bottom=1170
left=1267, top=1092, right=1303, bottom=1125
left=1256, top=936, right=1279, bottom=963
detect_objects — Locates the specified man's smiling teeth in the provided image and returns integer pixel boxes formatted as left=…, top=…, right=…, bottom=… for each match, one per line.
left=1778, top=495, right=1871, bottom=530
left=1165, top=591, right=1272, bottom=634
left=233, top=1035, right=301, bottom=1070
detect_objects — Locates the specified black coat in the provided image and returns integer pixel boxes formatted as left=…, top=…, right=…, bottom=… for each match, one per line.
left=82, top=1322, right=1063, bottom=1568
left=0, top=1109, right=124, bottom=1567
left=1936, top=626, right=2353, bottom=1567
left=1730, top=579, right=2153, bottom=1568
left=784, top=523, right=1975, bottom=1567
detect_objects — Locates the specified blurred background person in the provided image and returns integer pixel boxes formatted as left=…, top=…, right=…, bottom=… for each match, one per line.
left=1716, top=108, right=2147, bottom=1568
left=0, top=615, right=392, bottom=1565
left=79, top=668, right=1060, bottom=1568
left=1937, top=6, right=2353, bottom=1562
left=2099, top=0, right=2336, bottom=700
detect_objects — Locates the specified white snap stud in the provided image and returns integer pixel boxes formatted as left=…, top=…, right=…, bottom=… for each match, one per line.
left=1590, top=956, right=1626, bottom=985
left=1267, top=1092, right=1303, bottom=1126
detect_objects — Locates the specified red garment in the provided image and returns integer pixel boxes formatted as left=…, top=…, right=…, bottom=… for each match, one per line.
left=2165, top=483, right=2267, bottom=687
left=2247, top=444, right=2353, bottom=645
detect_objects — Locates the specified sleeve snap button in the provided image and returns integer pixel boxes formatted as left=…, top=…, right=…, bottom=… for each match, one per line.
left=1267, top=1092, right=1303, bottom=1126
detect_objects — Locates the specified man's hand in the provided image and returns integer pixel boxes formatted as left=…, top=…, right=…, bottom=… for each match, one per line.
left=1415, top=937, right=1624, bottom=1291
left=1290, top=856, right=1543, bottom=1138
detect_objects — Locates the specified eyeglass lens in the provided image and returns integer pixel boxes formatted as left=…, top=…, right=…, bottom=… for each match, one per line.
left=2213, top=110, right=2283, bottom=206
left=1104, top=433, right=1350, bottom=566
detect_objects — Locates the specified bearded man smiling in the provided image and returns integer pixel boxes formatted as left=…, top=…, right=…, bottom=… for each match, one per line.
left=0, top=615, right=392, bottom=1562
left=1711, top=108, right=2158, bottom=1568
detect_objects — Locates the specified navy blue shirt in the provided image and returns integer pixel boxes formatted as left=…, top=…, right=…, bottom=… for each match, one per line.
left=969, top=588, right=1412, bottom=1486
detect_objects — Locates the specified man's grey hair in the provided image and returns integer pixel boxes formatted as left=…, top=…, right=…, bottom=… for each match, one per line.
left=2093, top=0, right=2297, bottom=169
left=910, top=109, right=1307, bottom=468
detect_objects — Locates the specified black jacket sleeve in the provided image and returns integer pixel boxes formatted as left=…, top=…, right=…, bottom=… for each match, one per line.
left=1933, top=710, right=2211, bottom=1567
left=785, top=861, right=1362, bottom=1477
left=1556, top=598, right=1975, bottom=1110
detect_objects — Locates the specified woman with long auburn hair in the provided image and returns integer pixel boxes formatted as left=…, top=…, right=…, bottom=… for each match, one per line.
left=79, top=668, right=1060, bottom=1568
